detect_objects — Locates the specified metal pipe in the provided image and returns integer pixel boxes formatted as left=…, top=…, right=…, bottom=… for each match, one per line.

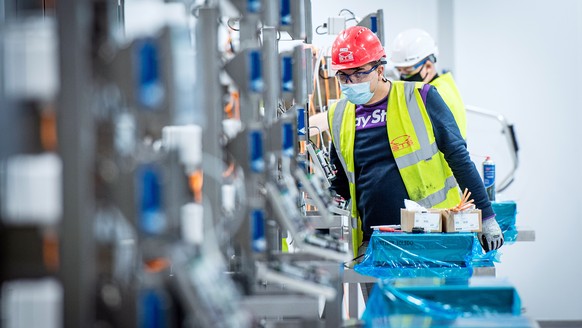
left=197, top=6, right=223, bottom=246
left=262, top=27, right=279, bottom=124
left=56, top=0, right=96, bottom=326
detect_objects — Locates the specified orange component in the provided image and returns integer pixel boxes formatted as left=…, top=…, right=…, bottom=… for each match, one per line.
left=233, top=91, right=240, bottom=119
left=298, top=140, right=306, bottom=155
left=224, top=91, right=240, bottom=119
left=223, top=162, right=235, bottom=178
left=449, top=188, right=475, bottom=212
left=145, top=258, right=171, bottom=273
left=40, top=109, right=58, bottom=151
left=42, top=230, right=59, bottom=271
left=321, top=56, right=331, bottom=107
left=189, top=170, right=204, bottom=203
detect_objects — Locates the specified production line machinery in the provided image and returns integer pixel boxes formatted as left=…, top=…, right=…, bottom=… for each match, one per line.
left=0, top=1, right=537, bottom=327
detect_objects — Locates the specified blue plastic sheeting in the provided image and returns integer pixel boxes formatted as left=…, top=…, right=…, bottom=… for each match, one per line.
left=470, top=234, right=501, bottom=268
left=492, top=201, right=518, bottom=243
left=354, top=232, right=476, bottom=279
left=363, top=277, right=526, bottom=328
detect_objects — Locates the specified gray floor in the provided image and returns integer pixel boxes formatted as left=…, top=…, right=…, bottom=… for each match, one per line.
left=538, top=321, right=582, bottom=328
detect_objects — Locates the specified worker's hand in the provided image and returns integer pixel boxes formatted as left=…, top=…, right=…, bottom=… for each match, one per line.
left=478, top=217, right=504, bottom=252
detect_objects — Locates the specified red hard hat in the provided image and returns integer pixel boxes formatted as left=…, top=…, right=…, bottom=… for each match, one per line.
left=331, top=26, right=386, bottom=70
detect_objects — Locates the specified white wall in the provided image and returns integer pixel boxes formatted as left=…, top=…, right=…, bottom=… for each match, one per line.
left=454, top=0, right=582, bottom=321
left=312, top=0, right=582, bottom=321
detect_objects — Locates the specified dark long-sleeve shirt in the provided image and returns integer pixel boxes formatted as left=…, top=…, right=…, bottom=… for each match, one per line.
left=330, top=84, right=494, bottom=240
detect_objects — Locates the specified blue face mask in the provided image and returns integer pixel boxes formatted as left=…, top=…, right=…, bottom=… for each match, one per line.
left=340, top=81, right=374, bottom=105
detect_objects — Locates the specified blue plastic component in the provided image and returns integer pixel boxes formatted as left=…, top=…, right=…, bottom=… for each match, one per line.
left=280, top=0, right=291, bottom=25
left=248, top=50, right=264, bottom=93
left=355, top=232, right=476, bottom=279
left=139, top=289, right=167, bottom=328
left=281, top=55, right=293, bottom=93
left=249, top=129, right=265, bottom=173
left=282, top=121, right=294, bottom=158
left=296, top=107, right=306, bottom=140
left=370, top=16, right=377, bottom=33
left=135, top=39, right=164, bottom=109
left=492, top=201, right=518, bottom=243
left=247, top=0, right=261, bottom=13
left=138, top=166, right=166, bottom=235
left=363, top=277, right=524, bottom=327
left=251, top=209, right=266, bottom=252
left=297, top=160, right=307, bottom=171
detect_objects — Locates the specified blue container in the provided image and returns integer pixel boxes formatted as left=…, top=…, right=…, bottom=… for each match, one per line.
left=355, top=232, right=476, bottom=279
left=492, top=201, right=518, bottom=243
left=363, top=277, right=523, bottom=327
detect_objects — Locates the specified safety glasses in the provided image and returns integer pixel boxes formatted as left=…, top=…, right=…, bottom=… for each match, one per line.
left=397, top=56, right=431, bottom=77
left=335, top=64, right=380, bottom=84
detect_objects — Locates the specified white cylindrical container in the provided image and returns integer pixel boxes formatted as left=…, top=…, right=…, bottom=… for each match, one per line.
left=162, top=125, right=202, bottom=173
left=222, top=118, right=242, bottom=139
left=178, top=125, right=202, bottom=173
left=222, top=184, right=236, bottom=214
left=180, top=203, right=204, bottom=245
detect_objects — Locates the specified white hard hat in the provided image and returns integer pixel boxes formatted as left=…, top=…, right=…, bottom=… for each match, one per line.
left=390, top=28, right=438, bottom=67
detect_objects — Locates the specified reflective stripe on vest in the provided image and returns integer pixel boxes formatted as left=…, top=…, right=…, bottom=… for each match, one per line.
left=416, top=175, right=457, bottom=208
left=396, top=83, right=439, bottom=169
left=331, top=98, right=355, bottom=183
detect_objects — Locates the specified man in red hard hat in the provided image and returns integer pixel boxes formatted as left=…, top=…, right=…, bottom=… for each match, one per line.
left=327, top=26, right=503, bottom=286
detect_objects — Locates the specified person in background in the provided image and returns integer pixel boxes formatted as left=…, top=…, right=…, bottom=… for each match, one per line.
left=391, top=28, right=467, bottom=139
left=327, top=26, right=503, bottom=299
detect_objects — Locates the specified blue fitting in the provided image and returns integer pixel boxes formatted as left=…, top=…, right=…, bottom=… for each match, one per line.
left=281, top=55, right=293, bottom=93
left=249, top=50, right=264, bottom=93
left=280, top=0, right=291, bottom=26
left=247, top=0, right=261, bottom=13
left=135, top=39, right=164, bottom=109
left=138, top=165, right=166, bottom=235
left=249, top=129, right=265, bottom=173
left=251, top=209, right=266, bottom=252
left=282, top=122, right=294, bottom=158
left=370, top=16, right=377, bottom=33
left=296, top=107, right=306, bottom=140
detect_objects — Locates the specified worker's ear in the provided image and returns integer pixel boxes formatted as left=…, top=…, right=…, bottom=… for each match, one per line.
left=377, top=64, right=384, bottom=80
left=424, top=60, right=436, bottom=75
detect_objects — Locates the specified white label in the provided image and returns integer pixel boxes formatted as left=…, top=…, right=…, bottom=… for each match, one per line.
left=413, top=212, right=441, bottom=231
left=453, top=212, right=480, bottom=231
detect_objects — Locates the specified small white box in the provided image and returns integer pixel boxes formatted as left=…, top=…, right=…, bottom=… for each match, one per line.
left=327, top=16, right=346, bottom=35
left=400, top=209, right=443, bottom=232
left=444, top=210, right=482, bottom=232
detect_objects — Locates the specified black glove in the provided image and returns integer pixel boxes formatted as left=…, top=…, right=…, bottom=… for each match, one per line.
left=478, top=217, right=504, bottom=252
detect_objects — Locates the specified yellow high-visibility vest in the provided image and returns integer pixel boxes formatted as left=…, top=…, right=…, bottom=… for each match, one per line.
left=328, top=81, right=461, bottom=256
left=431, top=72, right=467, bottom=138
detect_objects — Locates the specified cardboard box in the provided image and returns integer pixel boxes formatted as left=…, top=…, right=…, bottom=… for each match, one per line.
left=400, top=209, right=443, bottom=232
left=443, top=209, right=482, bottom=232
